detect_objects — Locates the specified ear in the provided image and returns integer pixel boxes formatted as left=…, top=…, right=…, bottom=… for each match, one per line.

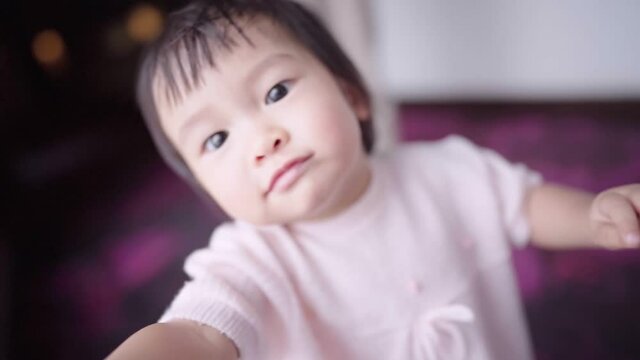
left=339, top=79, right=370, bottom=122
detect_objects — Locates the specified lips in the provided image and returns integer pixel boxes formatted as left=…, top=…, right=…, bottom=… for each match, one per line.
left=266, top=154, right=313, bottom=195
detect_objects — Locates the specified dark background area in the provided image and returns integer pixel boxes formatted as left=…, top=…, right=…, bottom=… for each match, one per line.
left=2, top=1, right=640, bottom=359
left=1, top=1, right=222, bottom=359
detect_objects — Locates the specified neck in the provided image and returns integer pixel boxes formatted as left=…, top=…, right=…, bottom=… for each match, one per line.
left=308, top=155, right=372, bottom=222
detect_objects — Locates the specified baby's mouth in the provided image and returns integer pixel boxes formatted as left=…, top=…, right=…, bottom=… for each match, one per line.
left=265, top=154, right=314, bottom=196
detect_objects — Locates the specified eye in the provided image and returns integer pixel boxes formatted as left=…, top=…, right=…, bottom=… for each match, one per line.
left=265, top=82, right=289, bottom=105
left=203, top=131, right=228, bottom=152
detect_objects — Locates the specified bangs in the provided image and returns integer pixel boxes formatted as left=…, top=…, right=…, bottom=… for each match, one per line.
left=149, top=4, right=253, bottom=105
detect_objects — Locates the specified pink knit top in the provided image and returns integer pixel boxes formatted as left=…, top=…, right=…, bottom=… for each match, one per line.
left=159, top=135, right=542, bottom=359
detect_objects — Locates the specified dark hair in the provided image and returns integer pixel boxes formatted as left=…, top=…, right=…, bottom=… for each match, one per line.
left=136, top=0, right=374, bottom=199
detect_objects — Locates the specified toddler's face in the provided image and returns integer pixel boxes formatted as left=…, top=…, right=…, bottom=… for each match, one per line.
left=154, top=17, right=371, bottom=225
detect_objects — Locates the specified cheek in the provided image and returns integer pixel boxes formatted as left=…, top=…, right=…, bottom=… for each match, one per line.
left=193, top=159, right=257, bottom=217
left=293, top=97, right=362, bottom=152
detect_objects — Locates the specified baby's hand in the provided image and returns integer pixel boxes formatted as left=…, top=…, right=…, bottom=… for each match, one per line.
left=589, top=184, right=640, bottom=249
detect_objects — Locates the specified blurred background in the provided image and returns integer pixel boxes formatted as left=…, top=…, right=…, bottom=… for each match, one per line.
left=2, top=0, right=640, bottom=359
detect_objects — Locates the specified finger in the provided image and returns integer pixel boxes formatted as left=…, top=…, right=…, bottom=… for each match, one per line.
left=628, top=189, right=640, bottom=214
left=600, top=193, right=640, bottom=247
left=595, top=224, right=625, bottom=250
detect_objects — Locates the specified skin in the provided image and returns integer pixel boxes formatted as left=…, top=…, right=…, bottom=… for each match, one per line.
left=109, top=13, right=640, bottom=360
left=154, top=16, right=371, bottom=226
left=528, top=183, right=640, bottom=250
left=107, top=320, right=238, bottom=360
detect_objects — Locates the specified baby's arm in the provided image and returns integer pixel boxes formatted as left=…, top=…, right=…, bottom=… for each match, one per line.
left=526, top=183, right=640, bottom=250
left=107, top=320, right=238, bottom=360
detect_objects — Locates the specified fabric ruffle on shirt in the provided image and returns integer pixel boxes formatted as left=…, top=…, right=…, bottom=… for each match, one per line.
left=412, top=304, right=475, bottom=359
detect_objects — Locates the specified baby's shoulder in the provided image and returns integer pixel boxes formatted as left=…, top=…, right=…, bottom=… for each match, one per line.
left=206, top=220, right=275, bottom=251
left=206, top=221, right=246, bottom=248
left=180, top=221, right=267, bottom=269
left=387, top=135, right=486, bottom=171
left=394, top=134, right=478, bottom=154
left=183, top=221, right=286, bottom=283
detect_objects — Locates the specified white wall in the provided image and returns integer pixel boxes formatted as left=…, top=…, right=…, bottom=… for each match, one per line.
left=372, top=0, right=640, bottom=101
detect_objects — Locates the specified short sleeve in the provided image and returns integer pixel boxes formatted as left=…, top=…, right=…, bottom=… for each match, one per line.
left=478, top=144, right=542, bottom=247
left=442, top=135, right=543, bottom=247
left=158, top=224, right=266, bottom=360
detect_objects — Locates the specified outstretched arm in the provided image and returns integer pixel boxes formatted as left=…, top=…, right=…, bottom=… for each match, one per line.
left=107, top=320, right=238, bottom=360
left=526, top=183, right=640, bottom=250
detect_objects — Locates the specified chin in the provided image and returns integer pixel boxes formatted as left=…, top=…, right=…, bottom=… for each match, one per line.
left=235, top=205, right=305, bottom=226
left=291, top=184, right=339, bottom=221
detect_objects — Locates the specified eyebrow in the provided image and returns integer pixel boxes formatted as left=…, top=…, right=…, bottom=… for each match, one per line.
left=242, top=52, right=294, bottom=86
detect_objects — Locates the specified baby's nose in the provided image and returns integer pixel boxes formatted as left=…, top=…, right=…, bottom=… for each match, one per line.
left=254, top=127, right=289, bottom=162
left=256, top=138, right=282, bottom=162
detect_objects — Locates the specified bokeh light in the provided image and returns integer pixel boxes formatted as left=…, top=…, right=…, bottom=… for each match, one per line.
left=31, top=29, right=66, bottom=66
left=126, top=4, right=164, bottom=43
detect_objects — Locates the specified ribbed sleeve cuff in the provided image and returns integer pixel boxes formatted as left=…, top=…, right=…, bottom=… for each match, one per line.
left=158, top=287, right=260, bottom=359
left=509, top=170, right=543, bottom=248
